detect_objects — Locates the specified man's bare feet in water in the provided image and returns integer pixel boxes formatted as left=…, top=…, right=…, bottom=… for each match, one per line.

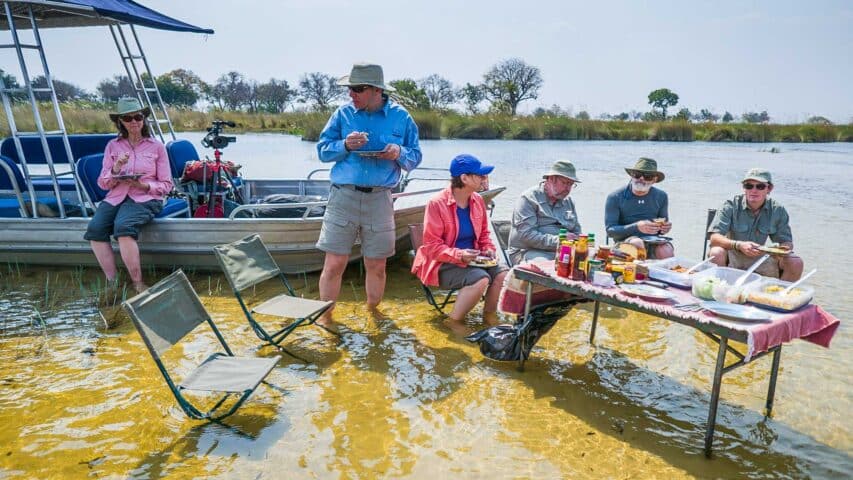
left=315, top=314, right=340, bottom=334
left=483, top=311, right=501, bottom=326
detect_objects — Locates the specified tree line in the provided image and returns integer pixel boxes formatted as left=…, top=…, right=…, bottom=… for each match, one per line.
left=0, top=58, right=843, bottom=125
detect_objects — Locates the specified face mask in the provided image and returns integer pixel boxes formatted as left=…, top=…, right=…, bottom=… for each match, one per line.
left=631, top=178, right=651, bottom=194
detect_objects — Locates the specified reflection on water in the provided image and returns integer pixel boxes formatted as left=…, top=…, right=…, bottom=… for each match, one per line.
left=1, top=138, right=851, bottom=478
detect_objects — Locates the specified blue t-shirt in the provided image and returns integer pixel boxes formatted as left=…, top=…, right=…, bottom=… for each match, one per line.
left=455, top=206, right=476, bottom=249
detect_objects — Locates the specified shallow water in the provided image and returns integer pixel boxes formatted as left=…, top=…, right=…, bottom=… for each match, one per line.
left=1, top=137, right=851, bottom=479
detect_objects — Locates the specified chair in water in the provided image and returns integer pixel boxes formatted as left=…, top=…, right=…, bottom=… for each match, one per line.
left=122, top=270, right=280, bottom=420
left=409, top=223, right=458, bottom=314
left=702, top=208, right=718, bottom=259
left=213, top=234, right=334, bottom=358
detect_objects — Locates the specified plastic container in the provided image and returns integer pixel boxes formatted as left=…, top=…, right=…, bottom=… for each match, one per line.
left=646, top=257, right=713, bottom=288
left=691, top=267, right=761, bottom=301
left=745, top=277, right=814, bottom=312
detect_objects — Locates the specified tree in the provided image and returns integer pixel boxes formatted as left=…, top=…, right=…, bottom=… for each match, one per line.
left=807, top=115, right=832, bottom=125
left=742, top=110, right=770, bottom=124
left=97, top=75, right=136, bottom=102
left=575, top=111, right=590, bottom=120
left=388, top=79, right=429, bottom=110
left=209, top=71, right=251, bottom=110
left=297, top=72, right=344, bottom=111
left=418, top=74, right=456, bottom=110
left=722, top=111, right=734, bottom=123
left=642, top=110, right=665, bottom=122
left=698, top=108, right=719, bottom=123
left=255, top=78, right=297, bottom=113
left=481, top=58, right=543, bottom=116
left=614, top=112, right=630, bottom=121
left=30, top=75, right=89, bottom=102
left=459, top=83, right=485, bottom=114
left=155, top=69, right=207, bottom=108
left=647, top=88, right=679, bottom=119
left=674, top=107, right=691, bottom=121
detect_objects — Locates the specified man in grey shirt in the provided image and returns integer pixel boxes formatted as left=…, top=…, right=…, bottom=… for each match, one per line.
left=604, top=157, right=674, bottom=259
left=508, top=160, right=582, bottom=265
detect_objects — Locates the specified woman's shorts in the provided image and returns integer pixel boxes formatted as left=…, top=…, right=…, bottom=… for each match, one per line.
left=84, top=198, right=162, bottom=242
left=438, top=262, right=508, bottom=290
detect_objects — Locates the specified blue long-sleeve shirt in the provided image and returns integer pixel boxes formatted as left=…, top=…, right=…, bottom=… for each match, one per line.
left=316, top=97, right=422, bottom=188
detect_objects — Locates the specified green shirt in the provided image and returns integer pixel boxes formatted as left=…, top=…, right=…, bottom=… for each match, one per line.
left=708, top=194, right=793, bottom=245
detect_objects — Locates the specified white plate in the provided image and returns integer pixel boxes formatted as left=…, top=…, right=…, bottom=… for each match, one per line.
left=618, top=283, right=677, bottom=301
left=469, top=260, right=498, bottom=268
left=699, top=301, right=773, bottom=322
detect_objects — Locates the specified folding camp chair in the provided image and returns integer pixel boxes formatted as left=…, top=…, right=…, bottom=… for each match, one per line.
left=490, top=219, right=514, bottom=267
left=213, top=234, right=334, bottom=357
left=702, top=208, right=718, bottom=259
left=122, top=270, right=279, bottom=421
left=409, top=223, right=457, bottom=313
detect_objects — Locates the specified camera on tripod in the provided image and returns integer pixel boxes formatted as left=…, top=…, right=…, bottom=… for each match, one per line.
left=202, top=120, right=237, bottom=149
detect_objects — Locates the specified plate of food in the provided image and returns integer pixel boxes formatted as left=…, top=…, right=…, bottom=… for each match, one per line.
left=757, top=245, right=792, bottom=256
left=469, top=255, right=498, bottom=268
left=699, top=301, right=773, bottom=322
left=355, top=150, right=386, bottom=158
left=638, top=235, right=673, bottom=245
left=113, top=173, right=142, bottom=180
left=618, top=283, right=677, bottom=301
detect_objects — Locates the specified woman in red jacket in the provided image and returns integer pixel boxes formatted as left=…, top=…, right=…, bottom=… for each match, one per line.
left=412, top=154, right=508, bottom=333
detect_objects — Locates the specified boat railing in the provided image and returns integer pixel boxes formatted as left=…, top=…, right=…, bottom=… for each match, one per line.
left=228, top=186, right=445, bottom=220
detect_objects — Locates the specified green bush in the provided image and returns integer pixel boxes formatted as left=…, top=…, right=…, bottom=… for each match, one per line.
left=411, top=110, right=441, bottom=139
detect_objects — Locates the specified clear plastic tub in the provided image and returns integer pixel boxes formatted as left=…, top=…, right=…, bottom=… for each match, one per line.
left=646, top=257, right=713, bottom=288
left=745, top=277, right=814, bottom=312
left=691, top=267, right=761, bottom=301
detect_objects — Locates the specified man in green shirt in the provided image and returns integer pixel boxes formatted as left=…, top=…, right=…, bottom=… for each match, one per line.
left=707, top=168, right=804, bottom=280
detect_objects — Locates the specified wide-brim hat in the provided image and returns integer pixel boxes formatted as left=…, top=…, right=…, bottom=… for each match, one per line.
left=337, top=62, right=395, bottom=92
left=543, top=160, right=581, bottom=183
left=742, top=168, right=772, bottom=184
left=109, top=97, right=151, bottom=122
left=625, top=157, right=665, bottom=182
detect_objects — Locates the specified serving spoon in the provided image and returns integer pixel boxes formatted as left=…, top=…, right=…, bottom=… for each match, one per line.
left=781, top=268, right=817, bottom=296
left=684, top=258, right=713, bottom=275
left=733, top=254, right=770, bottom=288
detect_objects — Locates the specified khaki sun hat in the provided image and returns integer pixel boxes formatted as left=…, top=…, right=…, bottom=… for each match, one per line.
left=742, top=168, right=772, bottom=184
left=337, top=62, right=396, bottom=92
left=625, top=157, right=665, bottom=182
left=109, top=97, right=150, bottom=122
left=543, top=160, right=581, bottom=183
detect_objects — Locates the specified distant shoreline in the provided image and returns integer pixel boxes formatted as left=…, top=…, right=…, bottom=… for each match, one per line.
left=3, top=105, right=850, bottom=143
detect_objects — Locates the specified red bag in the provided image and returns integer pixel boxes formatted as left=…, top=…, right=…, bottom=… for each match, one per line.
left=181, top=160, right=241, bottom=183
left=193, top=198, right=224, bottom=218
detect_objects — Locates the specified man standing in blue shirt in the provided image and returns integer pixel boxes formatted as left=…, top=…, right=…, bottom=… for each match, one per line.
left=316, top=63, right=422, bottom=326
left=604, top=157, right=674, bottom=259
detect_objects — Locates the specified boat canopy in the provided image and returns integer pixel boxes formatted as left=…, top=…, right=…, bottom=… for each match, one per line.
left=0, top=0, right=214, bottom=33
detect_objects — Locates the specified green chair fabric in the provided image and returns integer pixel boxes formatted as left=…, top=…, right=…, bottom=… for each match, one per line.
left=213, top=234, right=334, bottom=356
left=122, top=270, right=279, bottom=420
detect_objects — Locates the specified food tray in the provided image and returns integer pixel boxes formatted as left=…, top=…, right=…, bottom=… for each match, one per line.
left=745, top=277, right=813, bottom=312
left=691, top=266, right=761, bottom=300
left=645, top=256, right=713, bottom=288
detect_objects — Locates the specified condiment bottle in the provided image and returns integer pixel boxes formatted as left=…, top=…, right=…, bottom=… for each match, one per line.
left=554, top=228, right=567, bottom=267
left=573, top=235, right=589, bottom=281
left=623, top=263, right=637, bottom=283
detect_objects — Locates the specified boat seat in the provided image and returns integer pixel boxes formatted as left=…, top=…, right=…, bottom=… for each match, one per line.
left=166, top=139, right=243, bottom=193
left=0, top=154, right=80, bottom=217
left=76, top=153, right=190, bottom=218
left=1, top=134, right=115, bottom=192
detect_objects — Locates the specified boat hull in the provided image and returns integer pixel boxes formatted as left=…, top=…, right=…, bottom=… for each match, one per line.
left=0, top=188, right=504, bottom=273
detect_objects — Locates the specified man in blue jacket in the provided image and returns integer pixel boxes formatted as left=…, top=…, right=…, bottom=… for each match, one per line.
left=315, top=63, right=422, bottom=325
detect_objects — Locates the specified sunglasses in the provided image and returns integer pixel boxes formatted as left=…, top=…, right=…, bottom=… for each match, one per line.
left=743, top=182, right=768, bottom=190
left=631, top=172, right=657, bottom=181
left=348, top=85, right=371, bottom=93
left=120, top=113, right=145, bottom=122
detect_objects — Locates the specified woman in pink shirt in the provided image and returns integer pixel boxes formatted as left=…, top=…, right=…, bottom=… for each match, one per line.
left=84, top=98, right=173, bottom=293
left=412, top=154, right=508, bottom=334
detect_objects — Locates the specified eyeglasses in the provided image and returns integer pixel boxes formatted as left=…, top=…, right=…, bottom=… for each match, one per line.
left=631, top=172, right=657, bottom=181
left=348, top=85, right=371, bottom=93
left=743, top=182, right=768, bottom=190
left=120, top=113, right=145, bottom=122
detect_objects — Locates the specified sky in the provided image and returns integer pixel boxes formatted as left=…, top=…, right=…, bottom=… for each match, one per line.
left=3, top=0, right=852, bottom=123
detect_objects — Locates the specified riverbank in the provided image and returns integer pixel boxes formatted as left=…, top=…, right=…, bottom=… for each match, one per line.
left=2, top=103, right=851, bottom=143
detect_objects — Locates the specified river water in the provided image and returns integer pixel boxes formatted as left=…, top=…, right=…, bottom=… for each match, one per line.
left=0, top=134, right=850, bottom=479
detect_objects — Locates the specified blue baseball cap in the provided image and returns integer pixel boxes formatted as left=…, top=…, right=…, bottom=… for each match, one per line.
left=449, top=154, right=494, bottom=177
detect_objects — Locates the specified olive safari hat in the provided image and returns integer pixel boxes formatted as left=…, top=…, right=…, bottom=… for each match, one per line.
left=543, top=160, right=581, bottom=183
left=625, top=157, right=665, bottom=182
left=742, top=168, right=772, bottom=184
left=109, top=97, right=150, bottom=122
left=337, top=63, right=396, bottom=92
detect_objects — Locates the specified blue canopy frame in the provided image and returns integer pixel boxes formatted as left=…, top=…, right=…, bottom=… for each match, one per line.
left=1, top=0, right=213, bottom=33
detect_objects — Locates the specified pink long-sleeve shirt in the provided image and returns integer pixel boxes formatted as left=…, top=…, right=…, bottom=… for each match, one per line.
left=98, top=136, right=173, bottom=206
left=411, top=186, right=497, bottom=287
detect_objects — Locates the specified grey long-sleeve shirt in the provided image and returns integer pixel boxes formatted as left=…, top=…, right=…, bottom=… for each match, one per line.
left=604, top=183, right=669, bottom=241
left=508, top=183, right=581, bottom=258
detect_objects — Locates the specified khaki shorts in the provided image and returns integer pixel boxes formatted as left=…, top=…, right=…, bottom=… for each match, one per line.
left=726, top=250, right=783, bottom=278
left=316, top=184, right=395, bottom=258
left=438, top=263, right=509, bottom=290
